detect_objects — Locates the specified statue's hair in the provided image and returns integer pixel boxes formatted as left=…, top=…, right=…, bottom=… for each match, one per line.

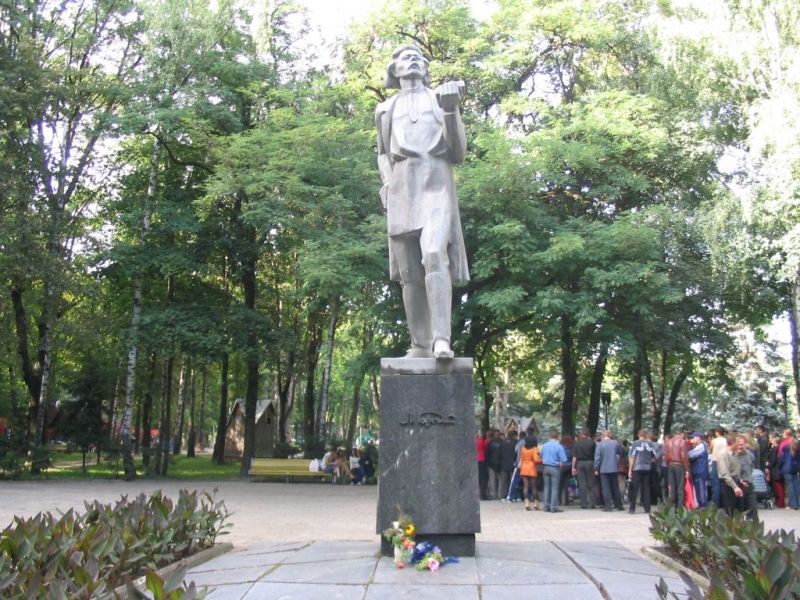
left=385, top=45, right=431, bottom=89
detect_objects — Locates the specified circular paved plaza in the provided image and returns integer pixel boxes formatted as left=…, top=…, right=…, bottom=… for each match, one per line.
left=2, top=479, right=798, bottom=552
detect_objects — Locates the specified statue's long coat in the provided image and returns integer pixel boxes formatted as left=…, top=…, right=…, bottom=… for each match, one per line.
left=375, top=89, right=470, bottom=284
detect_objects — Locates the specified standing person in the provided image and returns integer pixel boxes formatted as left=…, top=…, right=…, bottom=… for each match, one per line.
left=688, top=432, right=709, bottom=508
left=499, top=430, right=518, bottom=501
left=476, top=431, right=488, bottom=500
left=628, top=430, right=656, bottom=513
left=778, top=428, right=799, bottom=510
left=375, top=45, right=469, bottom=359
left=649, top=432, right=663, bottom=505
left=519, top=433, right=542, bottom=511
left=572, top=428, right=596, bottom=509
left=665, top=431, right=691, bottom=509
left=486, top=430, right=502, bottom=500
left=718, top=435, right=758, bottom=520
left=755, top=425, right=769, bottom=472
left=594, top=431, right=624, bottom=511
left=709, top=427, right=728, bottom=507
left=540, top=429, right=568, bottom=513
left=767, top=432, right=785, bottom=508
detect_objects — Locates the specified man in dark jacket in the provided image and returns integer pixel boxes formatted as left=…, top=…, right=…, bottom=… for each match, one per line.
left=499, top=430, right=518, bottom=500
left=594, top=431, right=624, bottom=511
left=628, top=429, right=656, bottom=513
left=664, top=432, right=690, bottom=509
left=572, top=428, right=596, bottom=509
left=688, top=432, right=709, bottom=508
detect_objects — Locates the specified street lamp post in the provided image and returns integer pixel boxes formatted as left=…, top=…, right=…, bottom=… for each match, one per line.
left=601, top=392, right=612, bottom=430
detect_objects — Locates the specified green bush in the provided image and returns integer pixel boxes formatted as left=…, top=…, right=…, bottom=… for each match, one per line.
left=650, top=504, right=800, bottom=599
left=0, top=489, right=229, bottom=599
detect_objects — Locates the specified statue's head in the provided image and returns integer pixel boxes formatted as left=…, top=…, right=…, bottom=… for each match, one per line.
left=385, top=45, right=431, bottom=89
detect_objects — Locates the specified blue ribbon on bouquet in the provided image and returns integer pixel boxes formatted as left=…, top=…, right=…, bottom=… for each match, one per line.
left=411, top=541, right=460, bottom=566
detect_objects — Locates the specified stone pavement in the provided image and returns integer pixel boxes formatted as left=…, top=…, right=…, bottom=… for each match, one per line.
left=186, top=540, right=684, bottom=600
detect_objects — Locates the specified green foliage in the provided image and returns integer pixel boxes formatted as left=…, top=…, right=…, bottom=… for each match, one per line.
left=650, top=504, right=800, bottom=599
left=0, top=490, right=228, bottom=598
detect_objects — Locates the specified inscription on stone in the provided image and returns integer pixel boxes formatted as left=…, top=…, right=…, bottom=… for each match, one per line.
left=399, top=411, right=456, bottom=427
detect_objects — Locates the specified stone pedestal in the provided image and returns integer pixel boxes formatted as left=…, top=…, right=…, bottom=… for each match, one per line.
left=376, top=357, right=480, bottom=557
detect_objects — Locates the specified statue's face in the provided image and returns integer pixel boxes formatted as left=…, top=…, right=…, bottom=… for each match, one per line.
left=393, top=48, right=428, bottom=81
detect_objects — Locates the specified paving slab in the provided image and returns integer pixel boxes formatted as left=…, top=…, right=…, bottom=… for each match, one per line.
left=476, top=556, right=587, bottom=585
left=244, top=582, right=366, bottom=599
left=557, top=540, right=648, bottom=559
left=481, top=583, right=604, bottom=600
left=584, top=567, right=684, bottom=600
left=187, top=549, right=293, bottom=572
left=204, top=583, right=253, bottom=600
left=185, top=565, right=272, bottom=587
left=373, top=556, right=479, bottom=584
left=284, top=541, right=379, bottom=564
left=364, top=584, right=479, bottom=599
left=476, top=541, right=573, bottom=566
left=234, top=541, right=310, bottom=556
left=261, top=556, right=377, bottom=585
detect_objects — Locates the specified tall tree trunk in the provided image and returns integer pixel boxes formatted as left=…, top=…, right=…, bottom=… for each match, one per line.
left=663, top=359, right=690, bottom=436
left=345, top=378, right=364, bottom=450
left=240, top=249, right=259, bottom=478
left=315, top=299, right=339, bottom=438
left=476, top=353, right=492, bottom=435
left=158, top=355, right=174, bottom=476
left=370, top=374, right=380, bottom=411
left=302, top=321, right=322, bottom=452
left=141, top=354, right=156, bottom=467
left=790, top=279, right=800, bottom=416
left=198, top=366, right=207, bottom=449
left=109, top=360, right=123, bottom=443
left=120, top=137, right=160, bottom=480
left=9, top=284, right=41, bottom=427
left=632, top=355, right=643, bottom=439
left=34, top=294, right=54, bottom=451
left=175, top=360, right=189, bottom=455
left=560, top=317, right=577, bottom=436
left=587, top=342, right=608, bottom=435
left=642, top=348, right=662, bottom=437
left=133, top=395, right=141, bottom=455
left=187, top=367, right=197, bottom=458
left=278, top=350, right=296, bottom=445
left=213, top=354, right=229, bottom=464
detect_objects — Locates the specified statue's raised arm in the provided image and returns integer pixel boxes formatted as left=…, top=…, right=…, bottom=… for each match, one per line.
left=376, top=45, right=469, bottom=360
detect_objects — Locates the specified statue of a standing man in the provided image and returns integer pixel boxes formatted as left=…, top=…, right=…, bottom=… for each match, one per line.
left=376, top=45, right=469, bottom=360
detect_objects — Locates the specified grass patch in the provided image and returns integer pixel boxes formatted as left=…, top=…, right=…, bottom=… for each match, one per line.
left=25, top=454, right=242, bottom=481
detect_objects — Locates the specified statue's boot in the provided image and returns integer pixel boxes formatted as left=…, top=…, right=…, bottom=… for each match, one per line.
left=425, top=272, right=454, bottom=359
left=402, top=282, right=433, bottom=358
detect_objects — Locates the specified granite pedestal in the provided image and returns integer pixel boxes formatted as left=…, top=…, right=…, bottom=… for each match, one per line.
left=376, top=358, right=480, bottom=557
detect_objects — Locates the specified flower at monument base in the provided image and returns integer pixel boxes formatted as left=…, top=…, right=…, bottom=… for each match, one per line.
left=428, top=558, right=440, bottom=572
left=404, top=524, right=416, bottom=537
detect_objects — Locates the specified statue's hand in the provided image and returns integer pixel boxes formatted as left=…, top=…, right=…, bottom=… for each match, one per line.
left=435, top=80, right=465, bottom=112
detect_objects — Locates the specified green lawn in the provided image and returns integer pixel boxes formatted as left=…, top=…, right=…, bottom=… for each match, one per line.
left=22, top=454, right=242, bottom=480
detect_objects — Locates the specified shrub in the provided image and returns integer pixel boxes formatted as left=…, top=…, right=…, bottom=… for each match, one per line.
left=650, top=505, right=800, bottom=599
left=0, top=489, right=229, bottom=598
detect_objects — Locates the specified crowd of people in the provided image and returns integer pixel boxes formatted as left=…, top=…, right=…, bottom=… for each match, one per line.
left=475, top=424, right=800, bottom=520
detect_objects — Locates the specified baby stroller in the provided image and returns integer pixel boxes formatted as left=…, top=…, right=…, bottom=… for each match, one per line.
left=751, top=468, right=774, bottom=509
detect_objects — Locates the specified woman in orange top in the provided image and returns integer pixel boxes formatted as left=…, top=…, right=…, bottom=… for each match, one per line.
left=520, top=435, right=543, bottom=511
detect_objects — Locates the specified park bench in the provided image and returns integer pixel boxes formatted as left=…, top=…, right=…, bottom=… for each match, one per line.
left=248, top=458, right=334, bottom=483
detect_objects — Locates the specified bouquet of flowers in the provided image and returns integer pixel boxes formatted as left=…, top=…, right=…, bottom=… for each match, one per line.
left=382, top=517, right=458, bottom=571
left=382, top=518, right=416, bottom=566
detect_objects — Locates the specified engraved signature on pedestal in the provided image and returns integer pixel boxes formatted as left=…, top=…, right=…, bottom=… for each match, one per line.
left=399, top=412, right=456, bottom=427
